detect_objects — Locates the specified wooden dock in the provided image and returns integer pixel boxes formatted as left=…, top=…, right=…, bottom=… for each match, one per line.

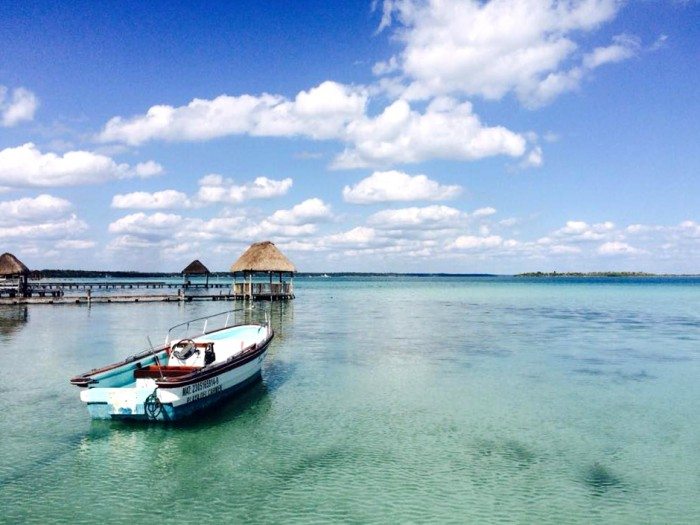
left=0, top=280, right=294, bottom=305
left=0, top=293, right=243, bottom=305
left=30, top=281, right=229, bottom=290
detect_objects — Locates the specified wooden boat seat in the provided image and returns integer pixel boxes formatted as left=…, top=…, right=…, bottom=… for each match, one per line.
left=134, top=365, right=199, bottom=379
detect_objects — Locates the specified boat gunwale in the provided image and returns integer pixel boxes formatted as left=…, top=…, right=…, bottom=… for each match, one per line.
left=69, top=321, right=269, bottom=387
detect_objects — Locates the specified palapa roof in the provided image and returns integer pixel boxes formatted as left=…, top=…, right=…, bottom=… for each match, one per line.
left=230, top=241, right=296, bottom=274
left=181, top=259, right=210, bottom=275
left=0, top=253, right=29, bottom=276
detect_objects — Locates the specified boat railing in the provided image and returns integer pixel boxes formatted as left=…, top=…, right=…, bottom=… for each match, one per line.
left=165, top=308, right=257, bottom=344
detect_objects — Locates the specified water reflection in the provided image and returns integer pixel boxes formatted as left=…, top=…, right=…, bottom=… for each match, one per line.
left=0, top=306, right=28, bottom=337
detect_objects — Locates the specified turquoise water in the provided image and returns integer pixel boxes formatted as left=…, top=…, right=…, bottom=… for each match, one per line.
left=1, top=276, right=699, bottom=523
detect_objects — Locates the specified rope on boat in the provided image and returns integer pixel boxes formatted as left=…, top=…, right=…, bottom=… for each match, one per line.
left=144, top=388, right=163, bottom=420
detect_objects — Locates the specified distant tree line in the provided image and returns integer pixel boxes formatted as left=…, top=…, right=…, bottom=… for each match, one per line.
left=517, top=271, right=658, bottom=277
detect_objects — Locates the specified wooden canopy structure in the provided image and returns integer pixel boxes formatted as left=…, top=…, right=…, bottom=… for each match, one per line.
left=0, top=253, right=29, bottom=297
left=181, top=259, right=210, bottom=288
left=230, top=241, right=296, bottom=300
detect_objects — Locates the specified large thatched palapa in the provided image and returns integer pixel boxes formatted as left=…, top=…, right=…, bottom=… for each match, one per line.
left=0, top=252, right=29, bottom=276
left=230, top=241, right=295, bottom=299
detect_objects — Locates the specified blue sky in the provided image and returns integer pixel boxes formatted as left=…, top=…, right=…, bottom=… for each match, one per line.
left=0, top=0, right=698, bottom=273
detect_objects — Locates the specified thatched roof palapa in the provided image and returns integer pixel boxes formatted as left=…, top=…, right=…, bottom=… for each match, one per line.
left=181, top=259, right=210, bottom=275
left=230, top=241, right=296, bottom=274
left=0, top=253, right=29, bottom=276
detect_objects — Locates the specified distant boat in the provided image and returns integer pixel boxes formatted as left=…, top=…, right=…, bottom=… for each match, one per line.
left=322, top=274, right=330, bottom=278
left=70, top=310, right=273, bottom=421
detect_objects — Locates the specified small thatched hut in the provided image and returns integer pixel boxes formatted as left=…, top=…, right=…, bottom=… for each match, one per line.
left=230, top=241, right=296, bottom=299
left=181, top=259, right=210, bottom=288
left=0, top=253, right=30, bottom=296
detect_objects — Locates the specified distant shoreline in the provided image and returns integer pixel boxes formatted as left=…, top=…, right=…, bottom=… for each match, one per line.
left=25, top=270, right=698, bottom=279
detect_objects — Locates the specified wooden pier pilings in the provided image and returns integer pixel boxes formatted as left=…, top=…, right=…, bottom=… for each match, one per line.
left=0, top=279, right=294, bottom=305
left=0, top=293, right=243, bottom=305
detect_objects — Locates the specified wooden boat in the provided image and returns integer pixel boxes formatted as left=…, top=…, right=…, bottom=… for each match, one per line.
left=70, top=310, right=273, bottom=421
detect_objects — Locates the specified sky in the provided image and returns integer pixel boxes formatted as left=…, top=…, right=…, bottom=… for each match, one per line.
left=0, top=0, right=698, bottom=273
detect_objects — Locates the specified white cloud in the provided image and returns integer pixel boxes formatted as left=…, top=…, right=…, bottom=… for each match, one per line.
left=0, top=214, right=87, bottom=240
left=598, top=241, right=640, bottom=255
left=97, top=81, right=367, bottom=145
left=677, top=220, right=700, bottom=238
left=343, top=170, right=461, bottom=203
left=368, top=205, right=462, bottom=230
left=267, top=198, right=332, bottom=225
left=582, top=34, right=640, bottom=69
left=107, top=198, right=333, bottom=254
left=549, top=244, right=582, bottom=255
left=55, top=239, right=96, bottom=250
left=472, top=207, right=497, bottom=218
left=134, top=161, right=165, bottom=178
left=98, top=83, right=528, bottom=169
left=375, top=0, right=636, bottom=108
left=520, top=146, right=543, bottom=168
left=111, top=190, right=191, bottom=209
left=0, top=86, right=38, bottom=126
left=549, top=220, right=616, bottom=242
left=196, top=175, right=292, bottom=204
left=0, top=143, right=163, bottom=188
left=108, top=212, right=183, bottom=236
left=447, top=235, right=503, bottom=250
left=0, top=194, right=72, bottom=224
left=325, top=226, right=378, bottom=247
left=0, top=193, right=91, bottom=247
left=332, top=97, right=526, bottom=168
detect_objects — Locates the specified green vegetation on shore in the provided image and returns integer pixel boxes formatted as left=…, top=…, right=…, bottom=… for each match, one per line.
left=517, top=271, right=658, bottom=277
left=30, top=270, right=695, bottom=279
left=36, top=270, right=497, bottom=279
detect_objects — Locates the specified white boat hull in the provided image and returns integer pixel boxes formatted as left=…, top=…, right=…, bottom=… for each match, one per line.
left=81, top=348, right=267, bottom=421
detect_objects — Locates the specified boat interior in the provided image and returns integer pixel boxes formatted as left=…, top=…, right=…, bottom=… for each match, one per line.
left=132, top=324, right=268, bottom=381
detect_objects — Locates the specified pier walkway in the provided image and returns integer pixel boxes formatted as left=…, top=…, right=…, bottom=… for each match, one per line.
left=0, top=293, right=241, bottom=305
left=0, top=280, right=293, bottom=304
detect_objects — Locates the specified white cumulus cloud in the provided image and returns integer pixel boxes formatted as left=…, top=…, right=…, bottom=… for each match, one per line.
left=0, top=194, right=73, bottom=224
left=0, top=143, right=163, bottom=188
left=196, top=175, right=292, bottom=204
left=111, top=190, right=191, bottom=209
left=98, top=81, right=367, bottom=145
left=55, top=239, right=97, bottom=250
left=0, top=193, right=87, bottom=242
left=108, top=212, right=183, bottom=236
left=267, top=198, right=332, bottom=225
left=368, top=205, right=462, bottom=230
left=325, top=226, right=378, bottom=247
left=375, top=0, right=636, bottom=108
left=332, top=98, right=526, bottom=168
left=98, top=83, right=529, bottom=169
left=343, top=170, right=462, bottom=203
left=0, top=86, right=39, bottom=126
left=448, top=235, right=503, bottom=250
left=597, top=241, right=640, bottom=255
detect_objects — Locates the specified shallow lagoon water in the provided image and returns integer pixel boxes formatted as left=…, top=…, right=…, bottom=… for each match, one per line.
left=1, top=276, right=699, bottom=523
